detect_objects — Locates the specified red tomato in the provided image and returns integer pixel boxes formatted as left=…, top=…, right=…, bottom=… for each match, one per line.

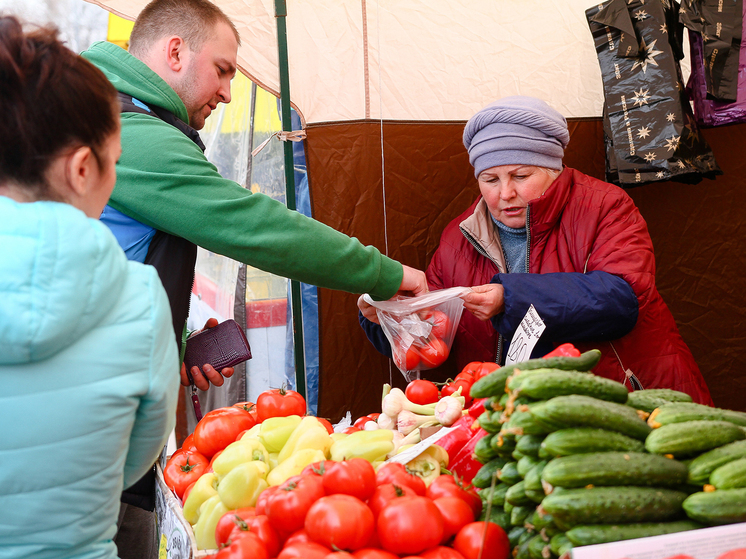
left=454, top=371, right=474, bottom=385
left=405, top=379, right=440, bottom=405
left=354, top=416, right=376, bottom=429
left=266, top=474, right=325, bottom=534
left=256, top=387, right=306, bottom=421
left=255, top=484, right=280, bottom=516
left=394, top=343, right=421, bottom=371
left=473, top=362, right=500, bottom=382
left=367, top=413, right=381, bottom=421
left=375, top=462, right=427, bottom=496
left=542, top=343, right=581, bottom=358
left=420, top=547, right=467, bottom=559
left=325, top=553, right=355, bottom=559
left=441, top=379, right=472, bottom=407
left=214, top=507, right=257, bottom=548
left=352, top=549, right=400, bottom=559
left=367, top=483, right=417, bottom=518
left=163, top=451, right=208, bottom=500
left=316, top=417, right=334, bottom=434
left=181, top=433, right=198, bottom=454
left=426, top=475, right=481, bottom=518
left=305, top=495, right=375, bottom=551
left=233, top=401, right=257, bottom=422
left=226, top=515, right=281, bottom=558
left=193, top=407, right=257, bottom=458
left=344, top=425, right=361, bottom=434
left=452, top=522, right=510, bottom=559
left=301, top=460, right=337, bottom=477
left=718, top=552, right=746, bottom=559
left=322, top=458, right=377, bottom=501
left=278, top=542, right=332, bottom=559
left=212, top=531, right=268, bottom=559
left=377, top=496, right=444, bottom=555
left=420, top=309, right=451, bottom=339
left=433, top=497, right=475, bottom=543
left=417, top=338, right=449, bottom=368
left=284, top=529, right=312, bottom=546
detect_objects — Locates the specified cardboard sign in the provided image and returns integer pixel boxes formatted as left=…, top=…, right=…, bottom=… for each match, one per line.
left=505, top=304, right=546, bottom=366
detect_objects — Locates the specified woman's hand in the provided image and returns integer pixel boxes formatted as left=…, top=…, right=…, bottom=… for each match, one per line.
left=462, top=284, right=505, bottom=320
left=358, top=294, right=380, bottom=324
left=179, top=318, right=235, bottom=390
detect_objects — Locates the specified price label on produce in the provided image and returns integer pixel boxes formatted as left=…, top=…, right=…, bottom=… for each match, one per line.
left=504, top=304, right=545, bottom=366
left=386, top=426, right=457, bottom=465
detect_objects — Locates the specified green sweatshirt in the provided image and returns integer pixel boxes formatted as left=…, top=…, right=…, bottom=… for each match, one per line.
left=81, top=41, right=402, bottom=300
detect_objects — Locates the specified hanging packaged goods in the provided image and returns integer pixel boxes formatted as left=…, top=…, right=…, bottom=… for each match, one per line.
left=587, top=0, right=722, bottom=186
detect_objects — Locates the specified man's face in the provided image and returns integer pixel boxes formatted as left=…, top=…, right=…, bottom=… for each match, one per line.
left=173, top=21, right=238, bottom=130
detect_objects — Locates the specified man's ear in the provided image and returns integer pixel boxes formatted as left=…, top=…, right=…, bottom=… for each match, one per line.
left=165, top=36, right=186, bottom=73
left=64, top=146, right=95, bottom=199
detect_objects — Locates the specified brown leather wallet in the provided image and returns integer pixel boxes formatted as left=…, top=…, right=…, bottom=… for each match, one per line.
left=184, top=319, right=252, bottom=373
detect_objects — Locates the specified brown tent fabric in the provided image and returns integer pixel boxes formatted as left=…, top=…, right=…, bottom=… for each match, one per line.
left=308, top=118, right=746, bottom=421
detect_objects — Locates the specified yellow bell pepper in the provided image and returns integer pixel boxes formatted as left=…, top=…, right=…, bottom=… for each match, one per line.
left=329, top=429, right=394, bottom=463
left=192, top=494, right=229, bottom=550
left=277, top=416, right=332, bottom=463
left=405, top=451, right=441, bottom=487
left=266, top=447, right=326, bottom=486
left=238, top=424, right=261, bottom=441
left=424, top=444, right=449, bottom=469
left=182, top=472, right=218, bottom=525
left=259, top=415, right=302, bottom=453
left=268, top=452, right=279, bottom=470
left=211, top=439, right=270, bottom=480
left=217, top=460, right=269, bottom=509
left=330, top=432, right=348, bottom=443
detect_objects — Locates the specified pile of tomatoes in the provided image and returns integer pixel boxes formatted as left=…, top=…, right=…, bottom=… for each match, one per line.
left=164, top=387, right=315, bottom=501
left=208, top=458, right=509, bottom=559
left=404, top=361, right=501, bottom=409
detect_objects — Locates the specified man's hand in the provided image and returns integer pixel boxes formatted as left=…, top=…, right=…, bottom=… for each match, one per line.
left=462, top=283, right=505, bottom=321
left=358, top=294, right=380, bottom=324
left=179, top=317, right=236, bottom=391
left=399, top=265, right=428, bottom=296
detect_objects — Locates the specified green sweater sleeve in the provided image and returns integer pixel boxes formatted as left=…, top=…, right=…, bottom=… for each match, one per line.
left=109, top=114, right=403, bottom=300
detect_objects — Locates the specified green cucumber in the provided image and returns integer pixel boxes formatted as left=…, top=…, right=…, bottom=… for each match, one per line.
left=540, top=428, right=645, bottom=458
left=503, top=500, right=514, bottom=516
left=486, top=395, right=504, bottom=412
left=474, top=434, right=501, bottom=463
left=530, top=395, right=652, bottom=440
left=528, top=507, right=554, bottom=531
left=626, top=389, right=693, bottom=413
left=688, top=440, right=746, bottom=485
left=683, top=488, right=746, bottom=525
left=645, top=420, right=746, bottom=458
left=517, top=455, right=542, bottom=478
left=470, top=350, right=602, bottom=398
left=505, top=480, right=534, bottom=506
left=497, top=461, right=522, bottom=486
left=479, top=482, right=510, bottom=507
left=524, top=461, right=549, bottom=493
left=510, top=503, right=535, bottom=526
left=516, top=370, right=629, bottom=403
left=472, top=457, right=507, bottom=489
left=648, top=402, right=746, bottom=428
left=541, top=452, right=688, bottom=489
left=479, top=504, right=511, bottom=531
left=565, top=520, right=702, bottom=546
left=515, top=434, right=545, bottom=459
left=490, top=432, right=517, bottom=457
left=710, top=458, right=746, bottom=489
left=477, top=410, right=501, bottom=434
left=527, top=533, right=552, bottom=559
left=508, top=526, right=529, bottom=548
left=541, top=486, right=688, bottom=528
left=502, top=408, right=554, bottom=436
left=549, top=533, right=573, bottom=557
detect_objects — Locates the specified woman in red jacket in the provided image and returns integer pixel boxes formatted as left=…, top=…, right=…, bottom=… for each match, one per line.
left=360, top=95, right=712, bottom=404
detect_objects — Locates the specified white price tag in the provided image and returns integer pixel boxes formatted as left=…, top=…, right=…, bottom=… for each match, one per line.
left=504, top=304, right=546, bottom=366
left=385, top=426, right=457, bottom=465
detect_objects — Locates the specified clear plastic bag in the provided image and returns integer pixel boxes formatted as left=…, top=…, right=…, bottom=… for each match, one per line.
left=363, top=287, right=471, bottom=381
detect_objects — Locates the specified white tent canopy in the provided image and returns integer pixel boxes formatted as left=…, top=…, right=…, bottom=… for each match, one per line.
left=87, top=0, right=606, bottom=124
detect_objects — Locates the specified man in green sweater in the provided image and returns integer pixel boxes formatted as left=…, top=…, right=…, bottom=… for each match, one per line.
left=82, top=0, right=426, bottom=556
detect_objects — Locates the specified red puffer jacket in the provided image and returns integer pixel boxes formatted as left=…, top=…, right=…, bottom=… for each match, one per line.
left=427, top=167, right=712, bottom=404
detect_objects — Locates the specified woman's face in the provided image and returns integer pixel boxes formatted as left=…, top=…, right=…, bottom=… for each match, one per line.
left=478, top=164, right=556, bottom=228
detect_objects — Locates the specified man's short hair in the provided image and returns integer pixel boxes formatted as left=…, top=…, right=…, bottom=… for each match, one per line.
left=129, top=0, right=240, bottom=58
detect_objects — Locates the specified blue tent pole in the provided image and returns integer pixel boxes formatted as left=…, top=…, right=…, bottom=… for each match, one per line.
left=274, top=0, right=307, bottom=404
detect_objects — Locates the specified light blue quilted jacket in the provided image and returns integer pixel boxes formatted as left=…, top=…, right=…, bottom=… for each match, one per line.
left=0, top=197, right=180, bottom=559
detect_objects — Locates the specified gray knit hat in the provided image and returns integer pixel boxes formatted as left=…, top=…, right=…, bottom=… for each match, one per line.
left=463, top=96, right=570, bottom=177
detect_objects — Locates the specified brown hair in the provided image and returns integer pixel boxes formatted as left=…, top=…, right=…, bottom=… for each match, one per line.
left=129, top=0, right=240, bottom=59
left=0, top=16, right=119, bottom=197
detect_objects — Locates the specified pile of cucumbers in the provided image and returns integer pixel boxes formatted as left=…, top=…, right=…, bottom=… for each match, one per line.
left=469, top=350, right=746, bottom=558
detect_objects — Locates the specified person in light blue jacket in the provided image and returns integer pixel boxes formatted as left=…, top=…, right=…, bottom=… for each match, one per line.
left=0, top=16, right=179, bottom=559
